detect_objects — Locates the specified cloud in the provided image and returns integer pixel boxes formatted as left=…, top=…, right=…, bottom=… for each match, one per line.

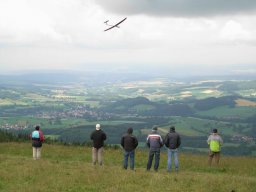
left=220, top=20, right=251, bottom=41
left=0, top=0, right=102, bottom=46
left=95, top=0, right=256, bottom=17
left=0, top=0, right=72, bottom=45
left=0, top=0, right=256, bottom=74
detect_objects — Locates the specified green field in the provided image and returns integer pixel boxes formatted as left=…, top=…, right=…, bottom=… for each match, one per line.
left=0, top=98, right=28, bottom=106
left=0, top=116, right=146, bottom=130
left=0, top=79, right=255, bottom=156
left=196, top=105, right=256, bottom=119
left=0, top=142, right=255, bottom=192
left=163, top=116, right=239, bottom=136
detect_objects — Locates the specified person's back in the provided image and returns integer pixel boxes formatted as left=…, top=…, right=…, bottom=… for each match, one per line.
left=207, top=133, right=223, bottom=152
left=31, top=125, right=44, bottom=160
left=91, top=129, right=107, bottom=149
left=207, top=128, right=223, bottom=166
left=121, top=132, right=138, bottom=152
left=165, top=129, right=181, bottom=150
left=164, top=126, right=181, bottom=172
left=147, top=130, right=163, bottom=151
left=90, top=124, right=107, bottom=165
left=146, top=126, right=163, bottom=171
left=121, top=127, right=138, bottom=170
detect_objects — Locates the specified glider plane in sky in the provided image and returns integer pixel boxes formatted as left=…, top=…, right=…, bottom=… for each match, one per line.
left=104, top=17, right=127, bottom=32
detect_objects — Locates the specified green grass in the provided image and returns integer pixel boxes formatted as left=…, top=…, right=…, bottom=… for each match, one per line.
left=0, top=116, right=47, bottom=127
left=165, top=116, right=252, bottom=136
left=130, top=104, right=155, bottom=112
left=0, top=142, right=255, bottom=192
left=196, top=106, right=256, bottom=119
left=45, top=135, right=60, bottom=139
left=0, top=98, right=28, bottom=106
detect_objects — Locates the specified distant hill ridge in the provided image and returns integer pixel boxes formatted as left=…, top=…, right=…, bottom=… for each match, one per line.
left=102, top=95, right=256, bottom=115
left=194, top=96, right=238, bottom=111
left=103, top=96, right=194, bottom=116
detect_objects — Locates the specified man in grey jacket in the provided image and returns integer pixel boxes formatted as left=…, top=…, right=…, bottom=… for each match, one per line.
left=146, top=126, right=163, bottom=171
left=164, top=126, right=181, bottom=172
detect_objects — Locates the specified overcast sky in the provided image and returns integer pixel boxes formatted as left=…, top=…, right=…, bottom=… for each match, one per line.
left=0, top=0, right=256, bottom=76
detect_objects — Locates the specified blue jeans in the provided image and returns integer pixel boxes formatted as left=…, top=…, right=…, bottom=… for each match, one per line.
left=167, top=149, right=179, bottom=171
left=147, top=150, right=160, bottom=171
left=123, top=150, right=135, bottom=170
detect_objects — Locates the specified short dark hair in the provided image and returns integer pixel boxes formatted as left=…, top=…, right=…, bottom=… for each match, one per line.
left=152, top=125, right=158, bottom=131
left=170, top=126, right=175, bottom=131
left=127, top=127, right=133, bottom=134
left=35, top=125, right=40, bottom=130
left=213, top=128, right=218, bottom=133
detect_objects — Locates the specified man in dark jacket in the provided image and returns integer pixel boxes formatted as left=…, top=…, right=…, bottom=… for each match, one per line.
left=121, top=127, right=138, bottom=170
left=164, top=126, right=181, bottom=172
left=90, top=124, right=107, bottom=165
left=146, top=126, right=163, bottom=171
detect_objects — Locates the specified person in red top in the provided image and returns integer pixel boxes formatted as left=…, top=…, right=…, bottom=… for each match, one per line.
left=31, top=125, right=44, bottom=160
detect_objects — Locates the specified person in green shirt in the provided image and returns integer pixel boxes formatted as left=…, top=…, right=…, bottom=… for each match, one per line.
left=207, top=128, right=223, bottom=166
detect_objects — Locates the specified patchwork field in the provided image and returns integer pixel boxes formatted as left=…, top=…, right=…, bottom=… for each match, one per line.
left=0, top=78, right=255, bottom=156
left=235, top=99, right=256, bottom=107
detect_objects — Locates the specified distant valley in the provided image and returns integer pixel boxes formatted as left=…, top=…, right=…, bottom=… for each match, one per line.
left=0, top=72, right=255, bottom=155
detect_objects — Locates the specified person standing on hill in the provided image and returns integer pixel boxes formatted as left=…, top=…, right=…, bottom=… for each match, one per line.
left=121, top=127, right=138, bottom=170
left=31, top=125, right=44, bottom=160
left=146, top=126, right=163, bottom=171
left=90, top=124, right=107, bottom=166
left=207, top=128, right=223, bottom=166
left=164, top=126, right=181, bottom=172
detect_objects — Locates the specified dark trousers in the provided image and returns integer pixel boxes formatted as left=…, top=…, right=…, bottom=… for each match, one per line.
left=147, top=150, right=160, bottom=171
left=123, top=150, right=135, bottom=170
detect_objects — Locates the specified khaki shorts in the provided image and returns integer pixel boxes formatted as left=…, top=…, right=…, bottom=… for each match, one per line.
left=209, top=151, right=220, bottom=157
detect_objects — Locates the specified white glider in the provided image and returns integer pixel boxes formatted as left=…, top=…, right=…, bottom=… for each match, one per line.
left=104, top=18, right=127, bottom=32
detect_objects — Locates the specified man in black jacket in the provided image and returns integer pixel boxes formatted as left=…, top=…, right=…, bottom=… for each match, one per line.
left=164, top=126, right=181, bottom=172
left=90, top=124, right=107, bottom=165
left=121, top=127, right=138, bottom=170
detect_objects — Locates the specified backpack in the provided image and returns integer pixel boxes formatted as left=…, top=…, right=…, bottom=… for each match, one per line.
left=39, top=131, right=44, bottom=142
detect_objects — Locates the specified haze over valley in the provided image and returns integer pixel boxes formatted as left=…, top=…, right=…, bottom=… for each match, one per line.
left=0, top=71, right=255, bottom=156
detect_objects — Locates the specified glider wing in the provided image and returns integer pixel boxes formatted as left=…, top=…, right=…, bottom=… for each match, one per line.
left=104, top=17, right=127, bottom=32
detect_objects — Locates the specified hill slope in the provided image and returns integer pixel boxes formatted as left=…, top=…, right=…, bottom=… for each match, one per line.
left=0, top=142, right=255, bottom=192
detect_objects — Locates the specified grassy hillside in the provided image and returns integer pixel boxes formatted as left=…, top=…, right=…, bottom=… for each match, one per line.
left=0, top=142, right=255, bottom=192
